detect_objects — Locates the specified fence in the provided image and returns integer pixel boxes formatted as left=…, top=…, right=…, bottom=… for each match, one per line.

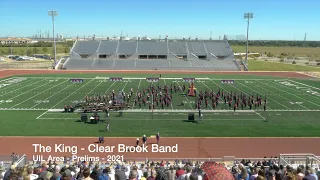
left=279, top=154, right=320, bottom=169
left=302, top=71, right=320, bottom=78
left=0, top=63, right=53, bottom=69
left=15, top=154, right=27, bottom=168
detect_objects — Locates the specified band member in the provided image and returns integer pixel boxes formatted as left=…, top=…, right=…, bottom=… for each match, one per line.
left=105, top=110, right=109, bottom=121
left=106, top=123, right=110, bottom=132
left=64, top=105, right=68, bottom=113
left=69, top=105, right=74, bottom=113
left=98, top=136, right=104, bottom=143
left=136, top=138, right=140, bottom=146
left=142, top=135, right=147, bottom=145
left=156, top=133, right=160, bottom=144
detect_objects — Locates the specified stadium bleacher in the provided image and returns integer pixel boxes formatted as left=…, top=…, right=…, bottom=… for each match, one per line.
left=63, top=39, right=240, bottom=71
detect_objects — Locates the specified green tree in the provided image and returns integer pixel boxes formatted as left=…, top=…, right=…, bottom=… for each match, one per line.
left=0, top=49, right=5, bottom=56
left=26, top=49, right=32, bottom=56
left=33, top=47, right=39, bottom=54
left=42, top=47, right=48, bottom=54
left=19, top=50, right=25, bottom=55
left=267, top=52, right=273, bottom=57
left=64, top=47, right=69, bottom=54
left=7, top=47, right=12, bottom=55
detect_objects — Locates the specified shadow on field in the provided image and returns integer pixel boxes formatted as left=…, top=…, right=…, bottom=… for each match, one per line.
left=182, top=120, right=198, bottom=124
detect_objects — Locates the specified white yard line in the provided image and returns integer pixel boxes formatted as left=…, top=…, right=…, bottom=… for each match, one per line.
left=258, top=81, right=312, bottom=109
left=0, top=80, right=55, bottom=105
left=288, top=79, right=320, bottom=91
left=176, top=79, right=193, bottom=109
left=13, top=77, right=277, bottom=80
left=0, top=108, right=46, bottom=111
left=36, top=111, right=48, bottom=119
left=31, top=82, right=75, bottom=109
left=132, top=79, right=141, bottom=109
left=37, top=80, right=116, bottom=120
left=0, top=79, right=45, bottom=97
left=11, top=80, right=68, bottom=108
left=163, top=78, right=174, bottom=110
left=207, top=78, right=230, bottom=94
left=38, top=117, right=79, bottom=120
left=1, top=108, right=319, bottom=112
left=104, top=81, right=116, bottom=94
left=272, top=80, right=320, bottom=100
left=254, top=111, right=266, bottom=120
left=50, top=78, right=96, bottom=109
left=237, top=81, right=291, bottom=110
left=0, top=77, right=15, bottom=83
left=37, top=117, right=263, bottom=121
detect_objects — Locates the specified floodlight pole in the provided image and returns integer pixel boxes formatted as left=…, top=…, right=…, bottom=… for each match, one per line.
left=48, top=10, right=58, bottom=67
left=244, top=12, right=253, bottom=67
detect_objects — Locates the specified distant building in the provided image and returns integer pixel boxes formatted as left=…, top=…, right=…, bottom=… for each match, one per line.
left=0, top=37, right=32, bottom=44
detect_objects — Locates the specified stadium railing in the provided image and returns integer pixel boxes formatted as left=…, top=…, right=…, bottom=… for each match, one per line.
left=15, top=154, right=27, bottom=167
left=279, top=154, right=320, bottom=169
left=241, top=60, right=249, bottom=71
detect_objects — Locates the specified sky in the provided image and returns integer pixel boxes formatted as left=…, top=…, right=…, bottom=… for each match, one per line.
left=0, top=0, right=319, bottom=40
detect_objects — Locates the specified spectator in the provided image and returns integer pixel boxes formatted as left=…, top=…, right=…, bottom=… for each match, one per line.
left=4, top=164, right=16, bottom=180
left=61, top=169, right=73, bottom=180
left=307, top=167, right=318, bottom=180
left=137, top=166, right=143, bottom=180
left=303, top=169, right=317, bottom=180
left=50, top=165, right=62, bottom=180
left=256, top=175, right=266, bottom=180
left=8, top=172, right=19, bottom=180
left=258, top=169, right=266, bottom=179
left=124, top=166, right=131, bottom=180
left=146, top=171, right=155, bottom=180
left=176, top=166, right=185, bottom=179
left=249, top=167, right=259, bottom=180
left=98, top=168, right=109, bottom=180
left=267, top=170, right=276, bottom=180
left=26, top=166, right=38, bottom=180
left=238, top=165, right=249, bottom=180
left=40, top=163, right=48, bottom=173
left=275, top=165, right=284, bottom=180
left=90, top=164, right=102, bottom=180
left=297, top=167, right=305, bottom=180
left=166, top=166, right=175, bottom=180
left=39, top=170, right=53, bottom=180
left=0, top=166, right=5, bottom=179
left=82, top=168, right=93, bottom=180
left=114, top=165, right=125, bottom=180
left=189, top=173, right=198, bottom=180
left=140, top=172, right=148, bottom=180
left=128, top=170, right=138, bottom=180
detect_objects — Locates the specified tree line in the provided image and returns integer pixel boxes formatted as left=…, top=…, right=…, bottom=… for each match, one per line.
left=0, top=40, right=319, bottom=48
left=0, top=41, right=74, bottom=48
left=228, top=40, right=320, bottom=47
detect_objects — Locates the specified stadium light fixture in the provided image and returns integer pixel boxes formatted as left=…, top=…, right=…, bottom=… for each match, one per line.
left=244, top=12, right=253, bottom=67
left=48, top=10, right=58, bottom=67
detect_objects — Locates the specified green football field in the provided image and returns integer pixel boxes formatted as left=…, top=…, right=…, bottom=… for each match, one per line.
left=0, top=73, right=319, bottom=137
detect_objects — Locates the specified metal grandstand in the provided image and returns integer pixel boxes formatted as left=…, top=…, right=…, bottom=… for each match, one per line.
left=62, top=39, right=241, bottom=71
